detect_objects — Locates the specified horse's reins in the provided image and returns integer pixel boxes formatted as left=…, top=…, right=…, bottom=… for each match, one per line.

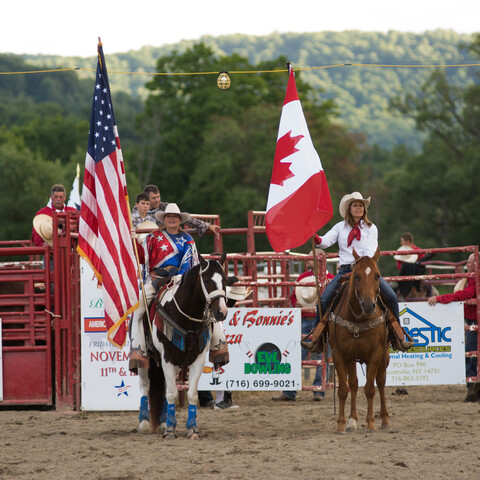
left=171, top=260, right=226, bottom=323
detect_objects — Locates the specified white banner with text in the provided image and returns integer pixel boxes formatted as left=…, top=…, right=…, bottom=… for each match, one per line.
left=357, top=302, right=465, bottom=386
left=198, top=308, right=302, bottom=391
left=80, top=260, right=141, bottom=411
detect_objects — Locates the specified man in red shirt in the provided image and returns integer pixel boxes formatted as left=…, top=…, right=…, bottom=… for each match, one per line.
left=428, top=254, right=479, bottom=402
left=31, top=184, right=77, bottom=246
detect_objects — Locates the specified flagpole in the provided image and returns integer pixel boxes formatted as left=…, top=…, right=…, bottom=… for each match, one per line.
left=310, top=236, right=322, bottom=316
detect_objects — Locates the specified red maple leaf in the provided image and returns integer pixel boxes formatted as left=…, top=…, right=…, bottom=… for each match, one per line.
left=270, top=130, right=304, bottom=186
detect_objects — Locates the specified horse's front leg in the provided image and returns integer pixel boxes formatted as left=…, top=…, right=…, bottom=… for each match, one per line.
left=364, top=358, right=381, bottom=431
left=333, top=352, right=348, bottom=434
left=185, top=348, right=209, bottom=440
left=377, top=350, right=390, bottom=429
left=346, top=361, right=359, bottom=432
left=162, top=361, right=180, bottom=439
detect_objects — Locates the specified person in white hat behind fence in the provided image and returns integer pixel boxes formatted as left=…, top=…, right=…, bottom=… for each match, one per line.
left=312, top=192, right=414, bottom=351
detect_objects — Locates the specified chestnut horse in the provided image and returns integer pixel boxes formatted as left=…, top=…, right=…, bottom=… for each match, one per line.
left=328, top=247, right=390, bottom=433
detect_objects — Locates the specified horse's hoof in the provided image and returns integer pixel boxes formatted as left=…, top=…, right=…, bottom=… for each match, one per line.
left=379, top=424, right=391, bottom=431
left=159, top=422, right=167, bottom=435
left=187, top=428, right=200, bottom=440
left=345, top=419, right=357, bottom=432
left=163, top=427, right=177, bottom=440
left=138, top=420, right=150, bottom=432
left=334, top=430, right=347, bottom=435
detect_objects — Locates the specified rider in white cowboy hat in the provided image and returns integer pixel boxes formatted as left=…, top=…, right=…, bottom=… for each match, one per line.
left=311, top=192, right=414, bottom=352
left=129, top=203, right=199, bottom=373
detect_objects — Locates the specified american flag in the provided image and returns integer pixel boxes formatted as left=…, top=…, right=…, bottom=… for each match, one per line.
left=77, top=42, right=139, bottom=348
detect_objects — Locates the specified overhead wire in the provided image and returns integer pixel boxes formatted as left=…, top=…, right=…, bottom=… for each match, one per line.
left=1, top=62, right=480, bottom=76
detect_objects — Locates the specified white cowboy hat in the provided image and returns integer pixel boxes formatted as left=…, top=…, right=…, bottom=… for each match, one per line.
left=136, top=220, right=158, bottom=243
left=295, top=275, right=317, bottom=308
left=155, top=203, right=190, bottom=224
left=393, top=245, right=418, bottom=264
left=453, top=277, right=468, bottom=293
left=33, top=214, right=55, bottom=246
left=227, top=285, right=253, bottom=301
left=339, top=192, right=371, bottom=218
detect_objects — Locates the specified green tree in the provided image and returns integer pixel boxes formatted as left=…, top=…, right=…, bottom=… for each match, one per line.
left=386, top=38, right=480, bottom=251
left=0, top=137, right=71, bottom=240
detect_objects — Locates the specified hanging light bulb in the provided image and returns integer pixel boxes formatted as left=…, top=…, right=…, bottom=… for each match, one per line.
left=217, top=71, right=231, bottom=89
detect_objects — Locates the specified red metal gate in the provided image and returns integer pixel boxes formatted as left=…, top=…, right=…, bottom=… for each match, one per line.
left=0, top=212, right=81, bottom=409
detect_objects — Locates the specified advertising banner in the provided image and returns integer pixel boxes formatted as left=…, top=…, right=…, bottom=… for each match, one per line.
left=358, top=302, right=465, bottom=386
left=198, top=308, right=302, bottom=391
left=80, top=260, right=141, bottom=411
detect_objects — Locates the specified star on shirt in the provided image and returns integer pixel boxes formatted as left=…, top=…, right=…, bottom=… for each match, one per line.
left=175, top=237, right=187, bottom=247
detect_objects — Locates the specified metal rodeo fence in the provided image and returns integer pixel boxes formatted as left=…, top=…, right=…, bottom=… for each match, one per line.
left=1, top=209, right=478, bottom=409
left=0, top=212, right=80, bottom=409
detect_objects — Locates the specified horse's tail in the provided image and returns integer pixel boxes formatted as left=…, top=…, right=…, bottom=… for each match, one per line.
left=148, top=358, right=166, bottom=432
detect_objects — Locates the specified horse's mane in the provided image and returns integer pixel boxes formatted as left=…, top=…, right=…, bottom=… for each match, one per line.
left=181, top=262, right=202, bottom=291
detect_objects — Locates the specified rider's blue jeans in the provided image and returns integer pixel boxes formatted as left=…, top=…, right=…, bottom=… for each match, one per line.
left=320, top=264, right=400, bottom=322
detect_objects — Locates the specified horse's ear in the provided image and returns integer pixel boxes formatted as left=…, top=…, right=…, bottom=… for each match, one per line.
left=219, top=252, right=227, bottom=269
left=352, top=247, right=359, bottom=261
left=199, top=254, right=208, bottom=268
left=373, top=246, right=380, bottom=263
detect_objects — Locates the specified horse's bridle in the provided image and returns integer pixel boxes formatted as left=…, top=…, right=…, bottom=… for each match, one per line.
left=348, top=260, right=380, bottom=319
left=172, top=260, right=226, bottom=323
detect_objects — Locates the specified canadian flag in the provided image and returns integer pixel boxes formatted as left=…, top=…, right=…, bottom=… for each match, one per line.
left=266, top=68, right=333, bottom=252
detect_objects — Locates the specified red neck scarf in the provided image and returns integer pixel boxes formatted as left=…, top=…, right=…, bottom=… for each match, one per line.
left=347, top=223, right=361, bottom=246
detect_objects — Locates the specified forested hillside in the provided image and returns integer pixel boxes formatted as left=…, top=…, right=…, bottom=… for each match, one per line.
left=22, top=30, right=477, bottom=149
left=1, top=31, right=479, bottom=260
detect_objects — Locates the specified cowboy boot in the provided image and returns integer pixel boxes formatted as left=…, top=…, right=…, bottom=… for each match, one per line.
left=388, top=312, right=414, bottom=352
left=301, top=313, right=328, bottom=353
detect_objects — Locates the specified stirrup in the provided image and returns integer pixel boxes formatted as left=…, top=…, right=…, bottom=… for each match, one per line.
left=301, top=337, right=324, bottom=354
left=399, top=338, right=415, bottom=351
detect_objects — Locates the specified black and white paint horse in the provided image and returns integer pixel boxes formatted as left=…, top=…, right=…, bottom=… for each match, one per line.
left=139, top=253, right=228, bottom=439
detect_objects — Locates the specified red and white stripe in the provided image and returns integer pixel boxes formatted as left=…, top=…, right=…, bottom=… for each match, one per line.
left=78, top=126, right=138, bottom=348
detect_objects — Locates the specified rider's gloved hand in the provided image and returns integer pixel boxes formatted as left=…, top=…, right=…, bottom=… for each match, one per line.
left=171, top=275, right=182, bottom=284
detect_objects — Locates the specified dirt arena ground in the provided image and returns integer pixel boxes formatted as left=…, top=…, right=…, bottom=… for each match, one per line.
left=1, top=385, right=479, bottom=480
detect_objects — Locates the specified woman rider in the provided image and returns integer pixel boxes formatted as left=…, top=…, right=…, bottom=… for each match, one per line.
left=129, top=202, right=199, bottom=373
left=312, top=192, right=414, bottom=351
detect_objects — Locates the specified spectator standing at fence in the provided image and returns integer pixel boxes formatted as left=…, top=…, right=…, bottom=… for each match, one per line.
left=131, top=192, right=157, bottom=229
left=32, top=184, right=77, bottom=247
left=427, top=253, right=479, bottom=402
left=272, top=252, right=333, bottom=402
left=131, top=185, right=220, bottom=237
